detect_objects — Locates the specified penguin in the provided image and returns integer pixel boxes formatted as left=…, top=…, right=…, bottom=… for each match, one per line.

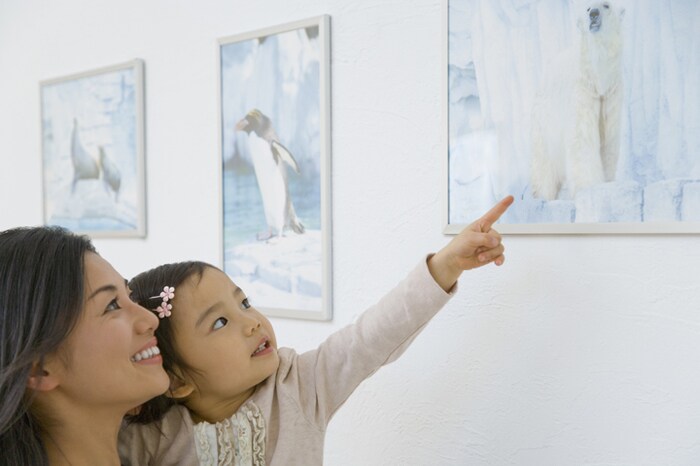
left=70, top=118, right=100, bottom=193
left=98, top=146, right=121, bottom=202
left=235, top=109, right=305, bottom=240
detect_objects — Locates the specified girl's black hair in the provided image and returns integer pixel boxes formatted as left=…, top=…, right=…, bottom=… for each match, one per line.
left=126, top=261, right=213, bottom=424
left=0, top=226, right=96, bottom=466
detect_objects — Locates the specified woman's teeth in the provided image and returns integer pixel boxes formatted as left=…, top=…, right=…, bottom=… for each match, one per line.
left=131, top=346, right=161, bottom=362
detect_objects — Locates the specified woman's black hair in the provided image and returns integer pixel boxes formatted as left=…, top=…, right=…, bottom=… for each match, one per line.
left=0, top=226, right=96, bottom=466
left=126, top=261, right=212, bottom=424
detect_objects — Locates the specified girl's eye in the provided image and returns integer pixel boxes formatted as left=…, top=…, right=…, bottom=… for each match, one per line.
left=213, top=317, right=228, bottom=330
left=105, top=298, right=121, bottom=313
left=241, top=298, right=251, bottom=310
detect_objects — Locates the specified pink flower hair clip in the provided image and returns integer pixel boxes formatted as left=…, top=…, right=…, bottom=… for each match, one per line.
left=150, top=286, right=175, bottom=319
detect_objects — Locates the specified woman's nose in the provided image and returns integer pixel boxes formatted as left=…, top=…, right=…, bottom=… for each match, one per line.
left=133, top=302, right=159, bottom=335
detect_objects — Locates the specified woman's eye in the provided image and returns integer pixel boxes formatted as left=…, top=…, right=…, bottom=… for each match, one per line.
left=241, top=298, right=251, bottom=310
left=213, top=317, right=228, bottom=330
left=105, top=298, right=121, bottom=313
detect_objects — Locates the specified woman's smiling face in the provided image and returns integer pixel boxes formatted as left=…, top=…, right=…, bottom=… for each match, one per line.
left=167, top=266, right=279, bottom=414
left=47, top=253, right=169, bottom=410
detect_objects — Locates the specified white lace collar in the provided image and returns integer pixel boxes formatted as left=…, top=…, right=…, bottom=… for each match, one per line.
left=193, top=401, right=266, bottom=466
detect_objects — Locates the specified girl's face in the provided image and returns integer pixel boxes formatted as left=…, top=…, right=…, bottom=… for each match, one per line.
left=48, top=253, right=169, bottom=411
left=169, top=267, right=279, bottom=408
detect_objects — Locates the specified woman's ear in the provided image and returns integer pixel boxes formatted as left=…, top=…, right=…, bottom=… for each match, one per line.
left=26, top=363, right=60, bottom=392
left=165, top=373, right=195, bottom=400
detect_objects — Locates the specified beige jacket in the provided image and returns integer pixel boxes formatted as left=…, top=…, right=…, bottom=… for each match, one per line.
left=119, top=257, right=455, bottom=465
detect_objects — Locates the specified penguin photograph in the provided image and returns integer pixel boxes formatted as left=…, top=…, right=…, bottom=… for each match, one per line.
left=40, top=60, right=145, bottom=237
left=220, top=16, right=332, bottom=319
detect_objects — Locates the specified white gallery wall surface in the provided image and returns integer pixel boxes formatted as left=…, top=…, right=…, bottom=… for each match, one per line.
left=2, top=1, right=700, bottom=464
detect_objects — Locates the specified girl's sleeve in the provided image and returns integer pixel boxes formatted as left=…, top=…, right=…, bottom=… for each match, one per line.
left=280, top=255, right=456, bottom=428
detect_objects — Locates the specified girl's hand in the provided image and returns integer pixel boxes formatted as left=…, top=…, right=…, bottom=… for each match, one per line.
left=428, top=195, right=514, bottom=291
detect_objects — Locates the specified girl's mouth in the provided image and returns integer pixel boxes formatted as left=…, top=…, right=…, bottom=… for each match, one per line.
left=251, top=338, right=271, bottom=356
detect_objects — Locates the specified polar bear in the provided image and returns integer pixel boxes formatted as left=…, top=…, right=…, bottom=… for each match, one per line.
left=530, top=1, right=625, bottom=200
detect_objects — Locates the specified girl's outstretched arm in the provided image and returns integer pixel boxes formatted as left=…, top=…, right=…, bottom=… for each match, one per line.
left=284, top=196, right=514, bottom=428
left=429, top=195, right=514, bottom=291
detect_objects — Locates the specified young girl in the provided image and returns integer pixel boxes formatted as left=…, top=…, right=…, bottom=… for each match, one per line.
left=119, top=196, right=513, bottom=465
left=0, top=226, right=169, bottom=466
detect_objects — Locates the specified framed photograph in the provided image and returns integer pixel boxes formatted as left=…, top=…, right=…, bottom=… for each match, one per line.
left=218, top=16, right=332, bottom=320
left=40, top=59, right=146, bottom=237
left=444, top=0, right=700, bottom=234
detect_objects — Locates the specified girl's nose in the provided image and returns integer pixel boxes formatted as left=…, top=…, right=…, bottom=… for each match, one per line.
left=244, top=316, right=262, bottom=336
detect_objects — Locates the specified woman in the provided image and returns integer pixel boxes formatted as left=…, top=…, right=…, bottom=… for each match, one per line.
left=0, top=226, right=169, bottom=465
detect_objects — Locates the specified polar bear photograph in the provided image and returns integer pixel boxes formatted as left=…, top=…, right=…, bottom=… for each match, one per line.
left=530, top=1, right=625, bottom=200
left=447, top=0, right=699, bottom=230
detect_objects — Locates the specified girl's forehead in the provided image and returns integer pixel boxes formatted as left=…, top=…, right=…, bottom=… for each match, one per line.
left=174, top=268, right=236, bottom=312
left=197, top=267, right=234, bottom=292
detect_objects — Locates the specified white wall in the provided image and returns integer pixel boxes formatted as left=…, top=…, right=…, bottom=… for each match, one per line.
left=1, top=1, right=700, bottom=464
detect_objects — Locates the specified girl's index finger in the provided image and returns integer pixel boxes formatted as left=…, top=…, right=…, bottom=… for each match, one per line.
left=477, top=195, right=514, bottom=232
